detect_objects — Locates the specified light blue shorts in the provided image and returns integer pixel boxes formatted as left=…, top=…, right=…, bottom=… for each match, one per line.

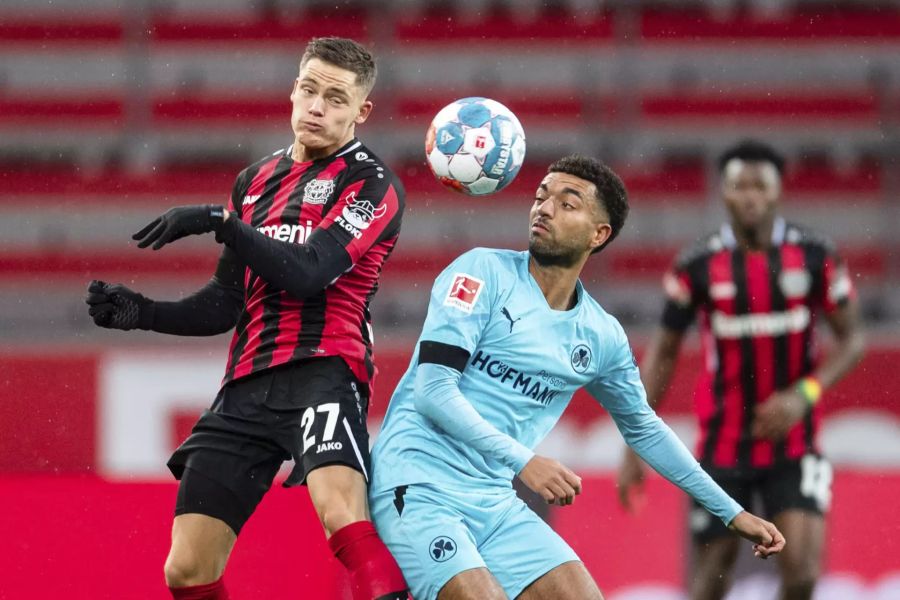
left=370, top=482, right=580, bottom=600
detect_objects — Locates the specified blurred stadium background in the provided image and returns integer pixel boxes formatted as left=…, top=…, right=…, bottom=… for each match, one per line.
left=1, top=0, right=899, bottom=598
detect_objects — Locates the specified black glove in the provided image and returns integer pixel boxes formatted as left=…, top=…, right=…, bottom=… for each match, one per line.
left=85, top=280, right=154, bottom=330
left=132, top=204, right=226, bottom=250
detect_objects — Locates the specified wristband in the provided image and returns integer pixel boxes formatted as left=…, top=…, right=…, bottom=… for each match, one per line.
left=796, top=376, right=822, bottom=406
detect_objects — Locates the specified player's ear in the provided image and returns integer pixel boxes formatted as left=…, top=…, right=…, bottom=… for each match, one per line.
left=590, top=223, right=612, bottom=252
left=355, top=99, right=373, bottom=125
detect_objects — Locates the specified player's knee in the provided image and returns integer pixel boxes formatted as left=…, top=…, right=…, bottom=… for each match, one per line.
left=164, top=550, right=221, bottom=588
left=781, top=561, right=819, bottom=595
left=317, top=502, right=357, bottom=536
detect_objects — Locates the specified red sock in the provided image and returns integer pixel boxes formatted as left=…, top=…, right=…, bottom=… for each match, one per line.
left=169, top=577, right=230, bottom=600
left=329, top=521, right=409, bottom=600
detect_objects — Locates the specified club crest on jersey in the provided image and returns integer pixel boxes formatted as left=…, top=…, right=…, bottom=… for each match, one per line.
left=444, top=273, right=484, bottom=313
left=303, top=178, right=335, bottom=205
left=571, top=344, right=592, bottom=374
left=779, top=269, right=811, bottom=298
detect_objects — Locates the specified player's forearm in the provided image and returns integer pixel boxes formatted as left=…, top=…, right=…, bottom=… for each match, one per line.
left=150, top=279, right=242, bottom=335
left=815, top=317, right=865, bottom=390
left=640, top=327, right=684, bottom=410
left=413, top=362, right=534, bottom=473
left=621, top=410, right=742, bottom=524
left=215, top=217, right=351, bottom=299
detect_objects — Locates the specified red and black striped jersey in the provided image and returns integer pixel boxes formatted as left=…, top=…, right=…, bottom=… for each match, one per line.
left=221, top=138, right=404, bottom=387
left=661, top=218, right=855, bottom=468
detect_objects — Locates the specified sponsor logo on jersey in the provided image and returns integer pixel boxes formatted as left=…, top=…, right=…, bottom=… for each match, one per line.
left=430, top=536, right=457, bottom=562
left=470, top=350, right=562, bottom=406
left=710, top=281, right=737, bottom=300
left=303, top=178, right=335, bottom=205
left=256, top=220, right=313, bottom=244
left=779, top=269, right=812, bottom=298
left=711, top=305, right=810, bottom=339
left=444, top=273, right=484, bottom=313
left=334, top=191, right=388, bottom=240
left=242, top=194, right=261, bottom=206
left=571, top=344, right=592, bottom=374
left=500, top=306, right=521, bottom=333
left=315, top=441, right=343, bottom=453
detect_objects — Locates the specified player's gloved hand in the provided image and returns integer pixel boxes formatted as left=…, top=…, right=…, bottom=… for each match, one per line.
left=132, top=204, right=226, bottom=250
left=85, top=280, right=154, bottom=330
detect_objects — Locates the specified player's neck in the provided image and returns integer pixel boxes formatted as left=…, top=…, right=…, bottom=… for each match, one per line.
left=733, top=216, right=775, bottom=252
left=528, top=258, right=582, bottom=311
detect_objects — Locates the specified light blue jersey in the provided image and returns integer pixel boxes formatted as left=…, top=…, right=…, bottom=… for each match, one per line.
left=371, top=248, right=740, bottom=521
left=369, top=248, right=742, bottom=599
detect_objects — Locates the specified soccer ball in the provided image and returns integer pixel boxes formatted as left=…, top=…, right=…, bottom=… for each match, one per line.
left=425, top=97, right=526, bottom=195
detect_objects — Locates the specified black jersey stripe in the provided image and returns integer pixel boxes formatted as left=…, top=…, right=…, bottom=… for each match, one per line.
left=801, top=242, right=827, bottom=453
left=769, top=246, right=791, bottom=462
left=733, top=250, right=758, bottom=469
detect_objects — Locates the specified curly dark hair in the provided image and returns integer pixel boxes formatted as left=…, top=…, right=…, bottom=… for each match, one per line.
left=547, top=155, right=629, bottom=254
left=300, top=37, right=377, bottom=94
left=717, top=139, right=786, bottom=176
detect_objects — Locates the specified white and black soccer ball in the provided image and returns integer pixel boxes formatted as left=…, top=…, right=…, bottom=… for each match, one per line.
left=425, top=97, right=526, bottom=196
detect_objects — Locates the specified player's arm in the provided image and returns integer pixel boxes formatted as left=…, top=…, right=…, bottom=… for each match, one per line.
left=753, top=255, right=865, bottom=439
left=214, top=214, right=352, bottom=299
left=213, top=166, right=401, bottom=299
left=414, top=349, right=581, bottom=506
left=86, top=246, right=244, bottom=335
left=618, top=266, right=697, bottom=509
left=589, top=326, right=744, bottom=525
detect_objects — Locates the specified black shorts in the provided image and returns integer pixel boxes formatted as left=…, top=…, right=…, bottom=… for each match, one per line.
left=690, top=454, right=832, bottom=544
left=167, top=356, right=370, bottom=533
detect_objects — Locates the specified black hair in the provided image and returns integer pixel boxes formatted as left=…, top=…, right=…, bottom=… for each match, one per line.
left=717, top=140, right=786, bottom=176
left=300, top=37, right=377, bottom=94
left=546, top=154, right=629, bottom=254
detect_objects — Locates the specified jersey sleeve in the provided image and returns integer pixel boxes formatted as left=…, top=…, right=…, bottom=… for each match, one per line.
left=660, top=254, right=702, bottom=332
left=319, top=165, right=404, bottom=264
left=819, top=247, right=856, bottom=313
left=585, top=323, right=743, bottom=524
left=227, top=167, right=250, bottom=220
left=418, top=249, right=499, bottom=354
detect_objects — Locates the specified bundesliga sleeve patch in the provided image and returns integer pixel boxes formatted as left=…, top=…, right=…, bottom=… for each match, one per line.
left=444, top=273, right=485, bottom=314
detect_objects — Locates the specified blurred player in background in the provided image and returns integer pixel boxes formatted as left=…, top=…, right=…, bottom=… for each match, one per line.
left=617, top=140, right=865, bottom=600
left=368, top=155, right=784, bottom=600
left=85, top=37, right=408, bottom=600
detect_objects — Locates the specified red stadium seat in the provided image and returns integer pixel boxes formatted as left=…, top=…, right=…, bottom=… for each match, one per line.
left=641, top=7, right=900, bottom=43
left=0, top=13, right=123, bottom=46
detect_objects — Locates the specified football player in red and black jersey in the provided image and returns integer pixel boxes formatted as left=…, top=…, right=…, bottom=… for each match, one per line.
left=616, top=140, right=865, bottom=600
left=86, top=37, right=408, bottom=600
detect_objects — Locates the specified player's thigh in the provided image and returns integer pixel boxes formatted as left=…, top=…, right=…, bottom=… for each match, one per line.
left=478, top=497, right=581, bottom=599
left=762, top=455, right=829, bottom=574
left=438, top=568, right=506, bottom=600
left=370, top=485, right=487, bottom=600
left=168, top=373, right=289, bottom=535
left=516, top=560, right=602, bottom=600
left=690, top=466, right=754, bottom=548
left=275, top=357, right=373, bottom=487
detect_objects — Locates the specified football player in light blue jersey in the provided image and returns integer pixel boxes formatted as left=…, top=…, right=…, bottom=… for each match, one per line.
left=369, top=155, right=785, bottom=600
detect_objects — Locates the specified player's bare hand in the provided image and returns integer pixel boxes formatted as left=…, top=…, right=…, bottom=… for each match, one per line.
left=518, top=455, right=582, bottom=506
left=752, top=389, right=807, bottom=440
left=616, top=448, right=646, bottom=513
left=728, top=511, right=786, bottom=559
